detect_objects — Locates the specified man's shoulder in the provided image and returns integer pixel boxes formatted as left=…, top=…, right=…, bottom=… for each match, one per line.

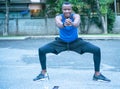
left=56, top=14, right=63, bottom=17
left=73, top=13, right=80, bottom=16
left=55, top=14, right=62, bottom=18
left=72, top=13, right=80, bottom=19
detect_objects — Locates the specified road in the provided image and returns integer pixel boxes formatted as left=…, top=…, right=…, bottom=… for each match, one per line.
left=0, top=38, right=120, bottom=89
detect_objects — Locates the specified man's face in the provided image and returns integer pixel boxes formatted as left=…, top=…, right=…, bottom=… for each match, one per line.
left=62, top=4, right=72, bottom=18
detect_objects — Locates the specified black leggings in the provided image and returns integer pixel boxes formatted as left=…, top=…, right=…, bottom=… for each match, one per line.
left=38, top=38, right=101, bottom=72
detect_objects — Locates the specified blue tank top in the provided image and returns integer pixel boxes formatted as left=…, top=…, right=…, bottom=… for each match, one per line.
left=59, top=14, right=78, bottom=42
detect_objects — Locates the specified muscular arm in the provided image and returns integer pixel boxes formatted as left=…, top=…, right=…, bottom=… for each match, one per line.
left=55, top=15, right=64, bottom=28
left=55, top=14, right=80, bottom=28
left=72, top=14, right=80, bottom=27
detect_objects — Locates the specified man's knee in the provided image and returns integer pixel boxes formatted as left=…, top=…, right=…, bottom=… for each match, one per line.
left=94, top=46, right=101, bottom=53
left=38, top=48, right=45, bottom=54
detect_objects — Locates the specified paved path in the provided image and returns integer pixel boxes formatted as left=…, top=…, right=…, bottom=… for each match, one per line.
left=0, top=38, right=120, bottom=89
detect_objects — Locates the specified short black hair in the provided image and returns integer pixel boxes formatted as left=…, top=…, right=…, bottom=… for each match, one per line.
left=62, top=1, right=71, bottom=5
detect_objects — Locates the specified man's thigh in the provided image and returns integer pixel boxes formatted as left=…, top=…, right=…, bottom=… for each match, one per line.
left=40, top=39, right=67, bottom=54
left=70, top=38, right=99, bottom=54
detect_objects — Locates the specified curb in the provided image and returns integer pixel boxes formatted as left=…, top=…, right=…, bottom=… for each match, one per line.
left=29, top=35, right=120, bottom=40
left=0, top=36, right=29, bottom=40
left=0, top=35, right=120, bottom=40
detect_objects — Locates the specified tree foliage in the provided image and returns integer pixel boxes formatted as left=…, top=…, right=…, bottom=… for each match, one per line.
left=46, top=0, right=115, bottom=33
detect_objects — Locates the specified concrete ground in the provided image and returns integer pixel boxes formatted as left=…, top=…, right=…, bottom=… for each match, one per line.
left=0, top=36, right=120, bottom=89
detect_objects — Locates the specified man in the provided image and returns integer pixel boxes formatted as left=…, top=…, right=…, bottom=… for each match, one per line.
left=33, top=2, right=110, bottom=82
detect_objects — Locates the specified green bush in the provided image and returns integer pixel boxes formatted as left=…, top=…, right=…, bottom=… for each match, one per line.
left=107, top=9, right=115, bottom=33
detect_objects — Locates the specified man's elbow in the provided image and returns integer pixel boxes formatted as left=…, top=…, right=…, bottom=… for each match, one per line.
left=72, top=22, right=80, bottom=27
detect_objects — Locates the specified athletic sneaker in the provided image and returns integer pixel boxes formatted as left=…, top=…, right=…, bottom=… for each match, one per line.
left=52, top=86, right=59, bottom=89
left=33, top=72, right=49, bottom=81
left=93, top=73, right=111, bottom=82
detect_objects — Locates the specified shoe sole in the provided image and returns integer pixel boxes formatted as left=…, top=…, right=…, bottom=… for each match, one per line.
left=93, top=79, right=111, bottom=82
left=33, top=77, right=49, bottom=81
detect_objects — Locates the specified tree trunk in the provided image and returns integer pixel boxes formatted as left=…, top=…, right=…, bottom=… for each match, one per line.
left=104, top=14, right=108, bottom=34
left=3, top=0, right=9, bottom=36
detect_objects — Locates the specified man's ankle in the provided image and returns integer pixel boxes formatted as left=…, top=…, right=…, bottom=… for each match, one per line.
left=95, top=71, right=100, bottom=76
left=41, top=70, right=47, bottom=74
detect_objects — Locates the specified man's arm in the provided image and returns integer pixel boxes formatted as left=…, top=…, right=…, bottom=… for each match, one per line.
left=63, top=14, right=80, bottom=27
left=55, top=14, right=80, bottom=28
left=55, top=15, right=64, bottom=28
left=72, top=14, right=80, bottom=27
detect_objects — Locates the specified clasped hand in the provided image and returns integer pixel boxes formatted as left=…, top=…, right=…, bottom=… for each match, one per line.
left=64, top=18, right=73, bottom=26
